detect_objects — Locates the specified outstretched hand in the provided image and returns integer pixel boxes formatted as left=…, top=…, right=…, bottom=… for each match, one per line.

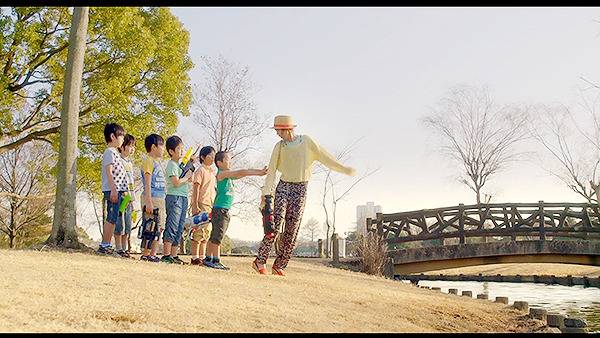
left=258, top=166, right=268, bottom=176
left=346, top=166, right=357, bottom=177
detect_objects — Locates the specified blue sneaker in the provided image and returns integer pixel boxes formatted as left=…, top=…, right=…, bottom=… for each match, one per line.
left=213, top=259, right=230, bottom=270
left=203, top=257, right=218, bottom=269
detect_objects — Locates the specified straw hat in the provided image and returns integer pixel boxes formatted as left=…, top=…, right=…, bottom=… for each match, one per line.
left=271, top=115, right=297, bottom=130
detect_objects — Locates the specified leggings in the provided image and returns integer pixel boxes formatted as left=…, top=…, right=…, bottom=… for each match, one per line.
left=256, top=180, right=308, bottom=269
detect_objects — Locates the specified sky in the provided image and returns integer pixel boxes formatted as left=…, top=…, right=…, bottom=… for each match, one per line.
left=79, top=7, right=600, bottom=243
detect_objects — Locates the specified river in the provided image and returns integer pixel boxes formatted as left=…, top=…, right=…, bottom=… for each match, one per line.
left=406, top=279, right=600, bottom=332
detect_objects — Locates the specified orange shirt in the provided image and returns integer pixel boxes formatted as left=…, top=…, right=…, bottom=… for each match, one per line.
left=192, top=163, right=217, bottom=209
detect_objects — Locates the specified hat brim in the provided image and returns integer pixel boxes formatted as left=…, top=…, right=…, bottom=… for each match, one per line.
left=271, top=125, right=297, bottom=130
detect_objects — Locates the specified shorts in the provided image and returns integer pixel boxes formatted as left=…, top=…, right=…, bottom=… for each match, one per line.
left=164, top=194, right=188, bottom=246
left=209, top=207, right=230, bottom=245
left=191, top=204, right=212, bottom=243
left=141, top=197, right=166, bottom=230
left=103, top=191, right=126, bottom=225
left=115, top=202, right=133, bottom=235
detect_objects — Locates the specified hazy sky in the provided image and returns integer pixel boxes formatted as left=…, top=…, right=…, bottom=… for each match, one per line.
left=82, top=7, right=600, bottom=243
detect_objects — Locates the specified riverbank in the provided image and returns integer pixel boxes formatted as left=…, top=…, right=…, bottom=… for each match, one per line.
left=0, top=249, right=543, bottom=332
left=422, top=263, right=600, bottom=277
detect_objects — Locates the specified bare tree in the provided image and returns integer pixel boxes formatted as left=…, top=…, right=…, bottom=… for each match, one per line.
left=190, top=54, right=269, bottom=224
left=191, top=54, right=268, bottom=159
left=316, top=138, right=379, bottom=257
left=529, top=97, right=600, bottom=203
left=47, top=7, right=89, bottom=248
left=300, top=217, right=322, bottom=243
left=0, top=143, right=55, bottom=248
left=422, top=85, right=529, bottom=204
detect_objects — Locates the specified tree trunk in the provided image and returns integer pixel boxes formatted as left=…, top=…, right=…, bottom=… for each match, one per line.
left=325, top=223, right=331, bottom=258
left=47, top=7, right=89, bottom=249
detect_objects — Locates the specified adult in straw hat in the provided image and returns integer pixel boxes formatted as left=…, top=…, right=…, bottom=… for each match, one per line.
left=252, top=115, right=356, bottom=276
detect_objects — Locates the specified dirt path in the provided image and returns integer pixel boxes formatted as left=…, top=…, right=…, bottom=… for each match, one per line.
left=0, top=249, right=543, bottom=332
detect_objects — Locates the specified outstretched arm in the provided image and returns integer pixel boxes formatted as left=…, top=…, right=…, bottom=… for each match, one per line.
left=306, top=135, right=356, bottom=176
left=217, top=167, right=268, bottom=180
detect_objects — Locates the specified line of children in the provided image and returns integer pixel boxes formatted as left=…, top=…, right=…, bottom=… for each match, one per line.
left=98, top=122, right=268, bottom=271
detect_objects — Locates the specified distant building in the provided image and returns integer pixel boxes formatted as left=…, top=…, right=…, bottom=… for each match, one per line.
left=356, top=202, right=382, bottom=236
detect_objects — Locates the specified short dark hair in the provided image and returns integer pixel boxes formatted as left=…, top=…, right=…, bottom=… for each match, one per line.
left=118, top=134, right=136, bottom=153
left=199, top=146, right=216, bottom=164
left=214, top=150, right=228, bottom=168
left=166, top=135, right=183, bottom=157
left=144, top=134, right=164, bottom=153
left=104, top=123, right=125, bottom=143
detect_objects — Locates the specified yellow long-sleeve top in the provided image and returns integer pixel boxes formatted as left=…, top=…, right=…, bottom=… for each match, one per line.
left=261, top=134, right=355, bottom=196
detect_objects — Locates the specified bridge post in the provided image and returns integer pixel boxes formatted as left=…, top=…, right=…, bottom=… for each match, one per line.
left=510, top=206, right=516, bottom=241
left=539, top=200, right=546, bottom=241
left=366, top=217, right=372, bottom=234
left=458, top=203, right=465, bottom=244
left=376, top=212, right=383, bottom=237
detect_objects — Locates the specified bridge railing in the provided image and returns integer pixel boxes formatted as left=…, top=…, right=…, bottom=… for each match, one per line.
left=366, top=201, right=600, bottom=245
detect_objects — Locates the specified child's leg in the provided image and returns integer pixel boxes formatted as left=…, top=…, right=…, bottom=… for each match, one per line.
left=124, top=204, right=133, bottom=252
left=172, top=196, right=188, bottom=257
left=102, top=221, right=116, bottom=245
left=199, top=240, right=207, bottom=260
left=163, top=195, right=181, bottom=257
left=208, top=208, right=229, bottom=263
left=113, top=234, right=122, bottom=251
left=150, top=240, right=159, bottom=256
left=100, top=191, right=121, bottom=249
left=150, top=197, right=166, bottom=257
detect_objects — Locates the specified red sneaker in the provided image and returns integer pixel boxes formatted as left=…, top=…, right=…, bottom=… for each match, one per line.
left=271, top=266, right=285, bottom=276
left=252, top=259, right=268, bottom=275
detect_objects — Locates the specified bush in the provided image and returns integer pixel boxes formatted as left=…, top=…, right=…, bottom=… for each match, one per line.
left=355, top=232, right=388, bottom=276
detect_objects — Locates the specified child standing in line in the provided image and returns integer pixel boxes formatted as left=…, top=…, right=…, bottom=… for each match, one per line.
left=115, top=134, right=136, bottom=258
left=98, top=123, right=128, bottom=255
left=161, top=135, right=194, bottom=264
left=189, top=146, right=217, bottom=265
left=140, top=134, right=167, bottom=262
left=204, top=150, right=267, bottom=270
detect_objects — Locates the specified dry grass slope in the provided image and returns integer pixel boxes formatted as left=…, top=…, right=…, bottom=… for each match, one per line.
left=0, top=249, right=542, bottom=333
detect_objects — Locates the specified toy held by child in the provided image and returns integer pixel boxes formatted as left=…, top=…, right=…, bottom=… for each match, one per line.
left=261, top=194, right=276, bottom=239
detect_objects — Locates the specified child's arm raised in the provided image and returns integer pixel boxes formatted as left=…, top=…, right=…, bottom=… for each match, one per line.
left=217, top=166, right=268, bottom=180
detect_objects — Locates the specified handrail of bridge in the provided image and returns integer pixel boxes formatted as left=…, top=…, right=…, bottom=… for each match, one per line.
left=365, top=201, right=600, bottom=245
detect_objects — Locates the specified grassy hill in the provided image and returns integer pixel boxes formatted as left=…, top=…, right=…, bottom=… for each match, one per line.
left=0, top=249, right=543, bottom=332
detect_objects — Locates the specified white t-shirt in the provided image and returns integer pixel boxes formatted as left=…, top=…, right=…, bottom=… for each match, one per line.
left=101, top=147, right=128, bottom=192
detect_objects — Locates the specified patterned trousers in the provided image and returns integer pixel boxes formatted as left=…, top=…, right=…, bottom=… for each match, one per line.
left=256, top=180, right=308, bottom=269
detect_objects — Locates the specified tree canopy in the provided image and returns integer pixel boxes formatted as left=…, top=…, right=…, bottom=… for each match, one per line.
left=0, top=7, right=193, bottom=193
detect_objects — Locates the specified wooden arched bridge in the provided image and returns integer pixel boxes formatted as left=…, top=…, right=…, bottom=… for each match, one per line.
left=366, top=201, right=600, bottom=275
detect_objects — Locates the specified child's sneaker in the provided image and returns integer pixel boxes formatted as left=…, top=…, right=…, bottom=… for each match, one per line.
left=148, top=255, right=160, bottom=263
left=190, top=258, right=203, bottom=265
left=140, top=255, right=149, bottom=261
left=117, top=250, right=130, bottom=258
left=172, top=256, right=187, bottom=265
left=203, top=257, right=218, bottom=269
left=213, top=259, right=230, bottom=270
left=161, top=255, right=175, bottom=264
left=97, top=245, right=114, bottom=255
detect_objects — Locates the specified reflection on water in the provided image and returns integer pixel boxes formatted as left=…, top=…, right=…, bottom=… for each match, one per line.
left=411, top=280, right=600, bottom=332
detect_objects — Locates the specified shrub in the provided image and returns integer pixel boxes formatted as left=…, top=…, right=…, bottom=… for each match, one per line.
left=355, top=232, right=388, bottom=276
